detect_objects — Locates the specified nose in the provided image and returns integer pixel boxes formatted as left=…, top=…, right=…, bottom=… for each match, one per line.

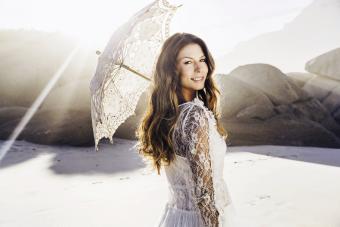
left=194, top=61, right=201, bottom=72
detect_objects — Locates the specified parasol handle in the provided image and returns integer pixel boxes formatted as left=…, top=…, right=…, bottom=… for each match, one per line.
left=120, top=64, right=151, bottom=81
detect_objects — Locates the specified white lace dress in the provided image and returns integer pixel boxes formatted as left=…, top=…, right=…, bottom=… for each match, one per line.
left=157, top=97, right=237, bottom=227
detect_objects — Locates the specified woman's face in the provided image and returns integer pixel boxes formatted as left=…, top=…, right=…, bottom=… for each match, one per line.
left=176, top=43, right=208, bottom=101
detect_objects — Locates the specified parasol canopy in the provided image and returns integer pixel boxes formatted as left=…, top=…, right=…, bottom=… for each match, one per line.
left=90, top=0, right=181, bottom=150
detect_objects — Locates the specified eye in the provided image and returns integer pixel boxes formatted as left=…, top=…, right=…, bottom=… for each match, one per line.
left=184, top=61, right=192, bottom=65
left=200, top=58, right=206, bottom=62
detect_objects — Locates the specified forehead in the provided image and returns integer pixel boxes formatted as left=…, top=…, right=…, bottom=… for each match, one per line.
left=177, top=43, right=204, bottom=59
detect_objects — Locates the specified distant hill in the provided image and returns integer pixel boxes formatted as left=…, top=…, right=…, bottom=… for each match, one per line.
left=217, top=0, right=340, bottom=73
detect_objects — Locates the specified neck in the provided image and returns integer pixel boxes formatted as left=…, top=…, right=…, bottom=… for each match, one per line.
left=182, top=89, right=196, bottom=102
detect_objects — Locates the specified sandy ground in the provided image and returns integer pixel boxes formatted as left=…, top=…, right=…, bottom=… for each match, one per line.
left=0, top=138, right=340, bottom=227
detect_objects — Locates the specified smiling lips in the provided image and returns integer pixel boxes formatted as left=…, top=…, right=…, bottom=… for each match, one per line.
left=191, top=76, right=204, bottom=81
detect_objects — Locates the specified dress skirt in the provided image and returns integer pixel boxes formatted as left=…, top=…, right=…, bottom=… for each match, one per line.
left=157, top=203, right=204, bottom=227
left=157, top=202, right=238, bottom=227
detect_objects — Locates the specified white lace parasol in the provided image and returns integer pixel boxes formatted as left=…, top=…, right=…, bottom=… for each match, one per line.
left=90, top=0, right=181, bottom=150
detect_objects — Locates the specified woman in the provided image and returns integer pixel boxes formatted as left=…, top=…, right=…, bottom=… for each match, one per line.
left=136, top=33, right=236, bottom=227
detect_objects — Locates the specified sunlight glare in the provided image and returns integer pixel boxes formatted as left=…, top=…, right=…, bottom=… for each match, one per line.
left=0, top=46, right=80, bottom=164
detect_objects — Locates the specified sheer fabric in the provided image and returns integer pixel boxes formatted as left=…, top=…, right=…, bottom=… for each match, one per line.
left=157, top=97, right=235, bottom=227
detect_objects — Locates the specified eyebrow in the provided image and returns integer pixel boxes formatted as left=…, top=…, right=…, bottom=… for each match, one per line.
left=178, top=55, right=206, bottom=61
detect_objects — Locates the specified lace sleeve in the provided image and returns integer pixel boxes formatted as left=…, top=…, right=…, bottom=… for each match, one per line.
left=180, top=104, right=220, bottom=227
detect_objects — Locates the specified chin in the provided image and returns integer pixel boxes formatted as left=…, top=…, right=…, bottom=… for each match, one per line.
left=196, top=84, right=205, bottom=90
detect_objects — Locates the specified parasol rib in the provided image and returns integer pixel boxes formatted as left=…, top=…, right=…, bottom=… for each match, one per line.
left=120, top=63, right=151, bottom=81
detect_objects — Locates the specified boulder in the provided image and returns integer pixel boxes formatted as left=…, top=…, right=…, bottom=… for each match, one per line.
left=273, top=98, right=340, bottom=136
left=334, top=108, right=340, bottom=122
left=285, top=76, right=310, bottom=101
left=0, top=106, right=27, bottom=124
left=215, top=74, right=275, bottom=120
left=286, top=72, right=315, bottom=87
left=40, top=79, right=91, bottom=112
left=302, top=75, right=340, bottom=121
left=323, top=85, right=340, bottom=116
left=0, top=30, right=97, bottom=108
left=222, top=96, right=340, bottom=148
left=305, top=47, right=340, bottom=81
left=0, top=108, right=94, bottom=146
left=229, top=64, right=301, bottom=105
left=224, top=116, right=340, bottom=148
left=302, top=75, right=339, bottom=100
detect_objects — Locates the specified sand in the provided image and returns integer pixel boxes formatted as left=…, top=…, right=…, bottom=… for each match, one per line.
left=0, top=138, right=340, bottom=227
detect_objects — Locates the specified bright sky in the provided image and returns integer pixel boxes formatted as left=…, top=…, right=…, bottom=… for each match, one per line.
left=0, top=0, right=314, bottom=57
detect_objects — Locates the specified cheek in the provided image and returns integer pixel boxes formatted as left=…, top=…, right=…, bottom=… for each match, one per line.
left=202, top=63, right=209, bottom=73
left=178, top=66, right=193, bottom=80
left=182, top=65, right=195, bottom=76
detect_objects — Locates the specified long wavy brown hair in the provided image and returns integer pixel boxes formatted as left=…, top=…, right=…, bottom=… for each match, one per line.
left=136, top=33, right=227, bottom=175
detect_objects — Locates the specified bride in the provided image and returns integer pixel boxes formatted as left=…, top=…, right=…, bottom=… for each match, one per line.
left=136, top=32, right=237, bottom=227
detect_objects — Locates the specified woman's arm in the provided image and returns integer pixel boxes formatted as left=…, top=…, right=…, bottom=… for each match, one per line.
left=184, top=105, right=219, bottom=227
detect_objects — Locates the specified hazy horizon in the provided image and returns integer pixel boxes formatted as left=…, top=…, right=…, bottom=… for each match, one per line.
left=0, top=0, right=314, bottom=57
